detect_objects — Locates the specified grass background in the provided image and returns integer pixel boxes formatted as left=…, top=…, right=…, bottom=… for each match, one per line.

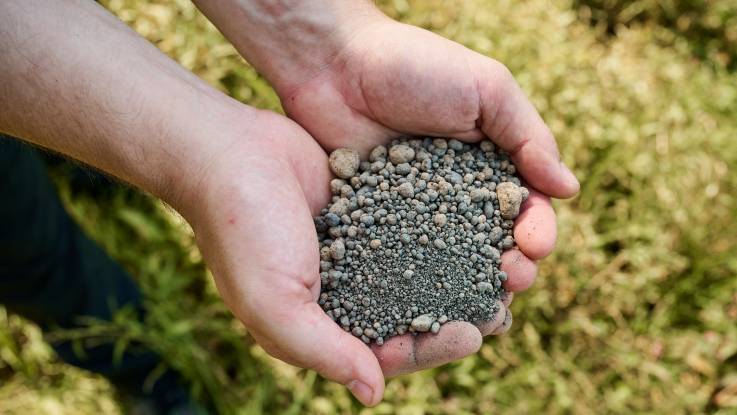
left=2, top=0, right=737, bottom=413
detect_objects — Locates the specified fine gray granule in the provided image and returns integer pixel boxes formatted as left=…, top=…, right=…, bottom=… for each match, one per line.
left=316, top=137, right=528, bottom=345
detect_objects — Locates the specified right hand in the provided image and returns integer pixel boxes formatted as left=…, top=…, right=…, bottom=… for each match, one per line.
left=177, top=111, right=396, bottom=405
left=180, top=109, right=519, bottom=406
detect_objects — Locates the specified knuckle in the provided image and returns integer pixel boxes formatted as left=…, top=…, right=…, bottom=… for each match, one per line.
left=488, top=59, right=515, bottom=84
left=238, top=296, right=268, bottom=329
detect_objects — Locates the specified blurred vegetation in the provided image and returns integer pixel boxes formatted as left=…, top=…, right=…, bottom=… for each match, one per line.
left=573, top=0, right=737, bottom=69
left=2, top=0, right=737, bottom=413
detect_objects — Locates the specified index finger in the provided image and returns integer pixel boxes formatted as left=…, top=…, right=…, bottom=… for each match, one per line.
left=513, top=189, right=557, bottom=260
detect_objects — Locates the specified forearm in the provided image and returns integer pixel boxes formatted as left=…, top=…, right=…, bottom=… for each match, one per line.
left=191, top=0, right=384, bottom=91
left=0, top=0, right=252, bottom=209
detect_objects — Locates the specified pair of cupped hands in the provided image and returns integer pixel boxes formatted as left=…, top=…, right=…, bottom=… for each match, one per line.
left=189, top=14, right=579, bottom=407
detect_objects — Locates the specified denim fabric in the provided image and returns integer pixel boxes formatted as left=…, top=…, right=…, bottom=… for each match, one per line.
left=0, top=135, right=162, bottom=384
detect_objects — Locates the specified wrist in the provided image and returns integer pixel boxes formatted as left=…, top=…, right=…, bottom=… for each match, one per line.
left=156, top=102, right=266, bottom=222
left=192, top=0, right=387, bottom=91
left=168, top=108, right=332, bottom=233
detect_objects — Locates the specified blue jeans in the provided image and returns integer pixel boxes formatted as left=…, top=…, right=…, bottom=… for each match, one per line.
left=0, top=135, right=166, bottom=389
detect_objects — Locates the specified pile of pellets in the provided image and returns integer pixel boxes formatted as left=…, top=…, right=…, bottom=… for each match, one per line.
left=314, top=138, right=528, bottom=345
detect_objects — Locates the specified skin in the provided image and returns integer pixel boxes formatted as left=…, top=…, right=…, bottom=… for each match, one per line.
left=0, top=0, right=579, bottom=407
left=195, top=0, right=579, bottom=405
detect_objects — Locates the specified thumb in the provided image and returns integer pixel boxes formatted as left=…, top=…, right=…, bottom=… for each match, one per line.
left=256, top=299, right=385, bottom=406
left=471, top=55, right=579, bottom=198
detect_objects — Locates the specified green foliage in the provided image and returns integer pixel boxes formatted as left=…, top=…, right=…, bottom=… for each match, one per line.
left=2, top=0, right=737, bottom=413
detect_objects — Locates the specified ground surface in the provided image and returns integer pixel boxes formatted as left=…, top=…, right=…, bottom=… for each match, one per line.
left=2, top=0, right=737, bottom=414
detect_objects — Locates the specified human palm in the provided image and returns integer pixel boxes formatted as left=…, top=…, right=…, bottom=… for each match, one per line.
left=280, top=20, right=575, bottom=191
left=277, top=19, right=579, bottom=320
left=187, top=112, right=508, bottom=405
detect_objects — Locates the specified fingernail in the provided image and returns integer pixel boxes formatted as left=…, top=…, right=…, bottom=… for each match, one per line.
left=492, top=309, right=513, bottom=335
left=502, top=291, right=514, bottom=307
left=347, top=380, right=375, bottom=406
left=559, top=162, right=580, bottom=193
